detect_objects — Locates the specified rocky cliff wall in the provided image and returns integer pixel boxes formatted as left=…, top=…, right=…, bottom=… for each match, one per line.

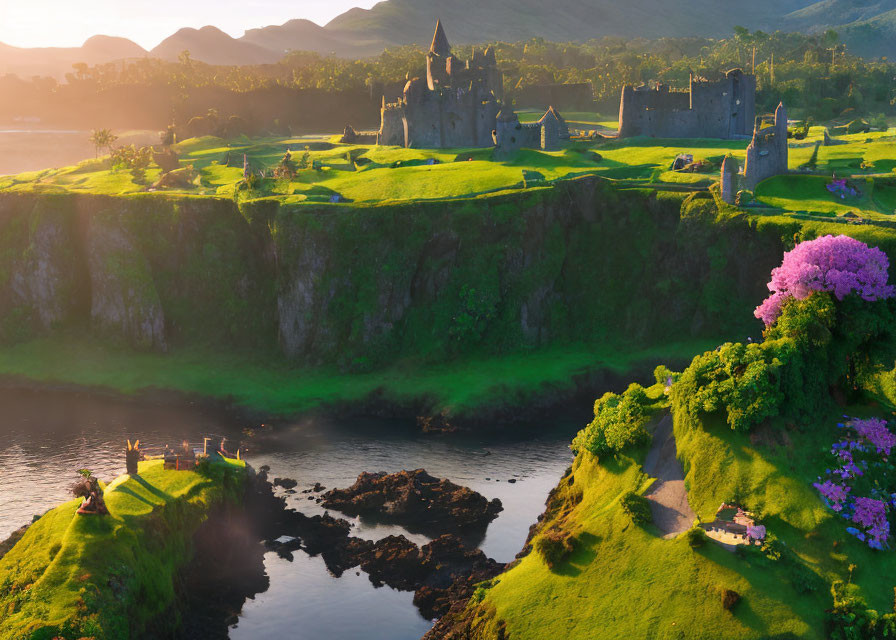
left=0, top=180, right=796, bottom=365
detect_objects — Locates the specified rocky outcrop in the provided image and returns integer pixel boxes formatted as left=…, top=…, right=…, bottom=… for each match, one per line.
left=321, top=469, right=503, bottom=533
left=252, top=466, right=503, bottom=620
left=86, top=214, right=166, bottom=350
left=0, top=199, right=84, bottom=340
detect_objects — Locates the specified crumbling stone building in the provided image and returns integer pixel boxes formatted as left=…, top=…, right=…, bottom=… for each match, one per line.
left=720, top=102, right=789, bottom=203
left=618, top=69, right=756, bottom=139
left=378, top=21, right=502, bottom=148
left=742, top=102, right=789, bottom=190
left=493, top=107, right=571, bottom=157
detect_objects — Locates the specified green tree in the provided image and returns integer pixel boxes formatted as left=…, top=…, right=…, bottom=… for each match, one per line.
left=88, top=128, right=118, bottom=158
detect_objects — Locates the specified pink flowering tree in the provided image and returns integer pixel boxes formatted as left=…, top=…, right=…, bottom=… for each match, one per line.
left=755, top=235, right=894, bottom=327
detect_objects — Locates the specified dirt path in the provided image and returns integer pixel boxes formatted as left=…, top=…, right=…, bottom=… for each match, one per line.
left=642, top=412, right=696, bottom=538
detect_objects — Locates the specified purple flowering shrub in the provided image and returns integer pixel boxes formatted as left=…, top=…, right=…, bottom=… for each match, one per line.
left=755, top=235, right=894, bottom=327
left=813, top=417, right=896, bottom=550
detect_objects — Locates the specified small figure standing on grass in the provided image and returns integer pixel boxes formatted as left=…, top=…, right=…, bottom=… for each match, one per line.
left=126, top=439, right=140, bottom=475
left=72, top=469, right=108, bottom=516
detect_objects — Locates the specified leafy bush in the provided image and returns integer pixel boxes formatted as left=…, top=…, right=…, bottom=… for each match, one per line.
left=788, top=562, right=820, bottom=594
left=686, top=527, right=707, bottom=549
left=653, top=365, right=678, bottom=387
left=672, top=341, right=784, bottom=432
left=571, top=384, right=651, bottom=456
left=826, top=581, right=896, bottom=640
left=673, top=279, right=896, bottom=432
left=620, top=491, right=652, bottom=526
left=721, top=589, right=741, bottom=611
left=534, top=529, right=575, bottom=569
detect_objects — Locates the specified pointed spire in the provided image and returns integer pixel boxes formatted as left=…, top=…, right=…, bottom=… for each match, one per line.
left=430, top=19, right=451, bottom=57
left=540, top=106, right=560, bottom=123
left=483, top=45, right=497, bottom=65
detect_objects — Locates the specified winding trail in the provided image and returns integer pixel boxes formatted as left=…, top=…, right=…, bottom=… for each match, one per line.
left=642, top=412, right=696, bottom=538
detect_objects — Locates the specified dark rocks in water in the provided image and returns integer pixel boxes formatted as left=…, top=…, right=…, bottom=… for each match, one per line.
left=412, top=534, right=504, bottom=619
left=507, top=479, right=517, bottom=484
left=273, top=477, right=298, bottom=490
left=357, top=533, right=504, bottom=618
left=321, top=469, right=502, bottom=533
left=256, top=469, right=503, bottom=619
left=312, top=483, right=325, bottom=492
left=359, top=535, right=428, bottom=590
left=417, top=414, right=459, bottom=434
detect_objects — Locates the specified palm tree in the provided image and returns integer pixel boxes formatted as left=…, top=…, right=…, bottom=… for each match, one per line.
left=89, top=128, right=118, bottom=159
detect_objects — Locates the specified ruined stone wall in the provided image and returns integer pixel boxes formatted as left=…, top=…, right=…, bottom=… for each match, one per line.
left=618, top=71, right=755, bottom=140
left=743, top=103, right=788, bottom=191
left=378, top=104, right=407, bottom=146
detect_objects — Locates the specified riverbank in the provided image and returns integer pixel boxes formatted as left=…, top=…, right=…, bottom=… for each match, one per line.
left=0, top=456, right=247, bottom=639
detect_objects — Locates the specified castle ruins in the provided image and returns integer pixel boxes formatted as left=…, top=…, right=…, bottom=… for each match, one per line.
left=378, top=20, right=502, bottom=148
left=377, top=21, right=568, bottom=152
left=493, top=106, right=570, bottom=157
left=721, top=102, right=789, bottom=203
left=618, top=69, right=756, bottom=139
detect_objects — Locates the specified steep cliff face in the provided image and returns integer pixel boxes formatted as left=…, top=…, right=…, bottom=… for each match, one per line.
left=0, top=194, right=84, bottom=341
left=0, top=180, right=797, bottom=364
left=85, top=213, right=166, bottom=350
left=266, top=179, right=787, bottom=367
left=0, top=192, right=274, bottom=351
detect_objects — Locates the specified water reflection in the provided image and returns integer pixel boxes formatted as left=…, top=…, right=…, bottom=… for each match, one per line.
left=0, top=387, right=578, bottom=640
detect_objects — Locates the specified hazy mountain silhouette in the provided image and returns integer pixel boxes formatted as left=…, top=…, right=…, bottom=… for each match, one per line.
left=151, top=26, right=280, bottom=65
left=0, top=35, right=145, bottom=78
left=2, top=0, right=896, bottom=79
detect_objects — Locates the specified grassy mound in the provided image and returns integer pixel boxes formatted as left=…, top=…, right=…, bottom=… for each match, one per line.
left=0, top=457, right=246, bottom=639
left=461, top=400, right=895, bottom=639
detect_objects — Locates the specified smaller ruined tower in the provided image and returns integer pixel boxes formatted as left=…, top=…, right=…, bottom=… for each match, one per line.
left=742, top=102, right=789, bottom=191
left=540, top=107, right=560, bottom=150
left=720, top=155, right=738, bottom=204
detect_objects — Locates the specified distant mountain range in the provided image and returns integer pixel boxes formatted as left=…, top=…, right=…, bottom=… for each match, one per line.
left=3, top=0, right=896, bottom=79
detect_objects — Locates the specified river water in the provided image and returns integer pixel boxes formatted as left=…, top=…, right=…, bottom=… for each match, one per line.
left=0, top=387, right=578, bottom=640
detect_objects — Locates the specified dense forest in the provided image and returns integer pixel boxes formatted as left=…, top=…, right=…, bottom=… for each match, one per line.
left=0, top=28, right=893, bottom=132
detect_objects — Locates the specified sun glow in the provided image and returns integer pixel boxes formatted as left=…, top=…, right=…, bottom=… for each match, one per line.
left=0, top=0, right=379, bottom=50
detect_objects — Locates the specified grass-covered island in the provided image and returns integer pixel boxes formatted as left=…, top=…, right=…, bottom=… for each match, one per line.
left=0, top=456, right=247, bottom=639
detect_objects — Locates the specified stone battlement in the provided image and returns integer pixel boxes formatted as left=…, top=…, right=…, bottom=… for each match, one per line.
left=618, top=70, right=756, bottom=140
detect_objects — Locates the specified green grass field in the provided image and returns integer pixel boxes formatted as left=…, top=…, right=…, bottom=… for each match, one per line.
left=472, top=399, right=895, bottom=639
left=1, top=126, right=892, bottom=213
left=0, top=456, right=246, bottom=638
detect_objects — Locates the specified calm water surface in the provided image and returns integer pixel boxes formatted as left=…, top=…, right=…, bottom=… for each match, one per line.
left=0, top=387, right=577, bottom=640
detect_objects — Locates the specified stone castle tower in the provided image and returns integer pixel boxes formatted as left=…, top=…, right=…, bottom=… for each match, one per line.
left=742, top=102, right=788, bottom=190
left=618, top=69, right=756, bottom=139
left=719, top=102, right=789, bottom=201
left=378, top=20, right=502, bottom=148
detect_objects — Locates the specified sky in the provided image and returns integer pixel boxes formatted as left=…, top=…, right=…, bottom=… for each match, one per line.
left=0, top=0, right=380, bottom=50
